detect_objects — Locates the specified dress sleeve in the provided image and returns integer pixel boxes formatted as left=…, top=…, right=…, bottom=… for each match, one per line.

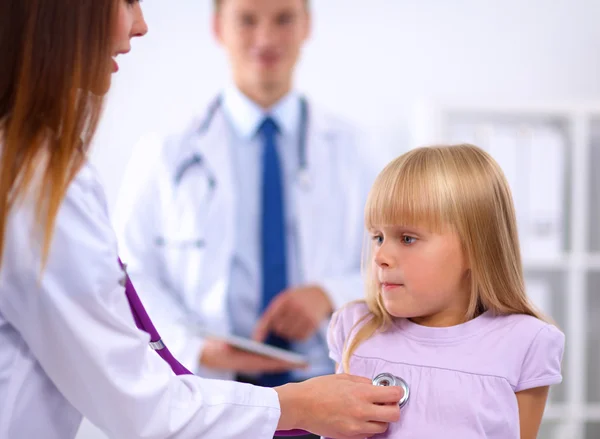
left=327, top=302, right=370, bottom=372
left=515, top=324, right=565, bottom=392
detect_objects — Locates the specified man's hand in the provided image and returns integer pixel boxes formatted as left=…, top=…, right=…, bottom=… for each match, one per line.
left=199, top=339, right=307, bottom=373
left=253, top=285, right=333, bottom=343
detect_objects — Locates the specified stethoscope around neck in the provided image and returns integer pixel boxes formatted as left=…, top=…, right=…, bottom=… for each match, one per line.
left=172, top=93, right=311, bottom=191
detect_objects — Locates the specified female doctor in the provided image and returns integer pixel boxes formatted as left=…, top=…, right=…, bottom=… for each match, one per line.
left=0, top=1, right=402, bottom=438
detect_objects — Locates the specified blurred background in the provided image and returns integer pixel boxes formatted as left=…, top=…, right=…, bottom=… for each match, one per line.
left=81, top=1, right=600, bottom=438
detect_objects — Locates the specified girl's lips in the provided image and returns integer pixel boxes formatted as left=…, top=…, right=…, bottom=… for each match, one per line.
left=381, top=283, right=403, bottom=291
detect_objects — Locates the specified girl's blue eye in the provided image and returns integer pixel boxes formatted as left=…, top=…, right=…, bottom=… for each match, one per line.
left=372, top=235, right=383, bottom=245
left=402, top=235, right=416, bottom=245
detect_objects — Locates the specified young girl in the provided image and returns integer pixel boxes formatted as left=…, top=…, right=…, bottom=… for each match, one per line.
left=327, top=144, right=565, bottom=439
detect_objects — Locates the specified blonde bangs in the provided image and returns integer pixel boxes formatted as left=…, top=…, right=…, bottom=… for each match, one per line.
left=365, top=149, right=455, bottom=233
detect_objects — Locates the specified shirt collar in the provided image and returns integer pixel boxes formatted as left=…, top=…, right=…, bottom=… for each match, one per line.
left=221, top=84, right=301, bottom=140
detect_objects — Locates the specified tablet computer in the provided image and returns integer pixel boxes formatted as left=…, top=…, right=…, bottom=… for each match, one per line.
left=190, top=325, right=308, bottom=366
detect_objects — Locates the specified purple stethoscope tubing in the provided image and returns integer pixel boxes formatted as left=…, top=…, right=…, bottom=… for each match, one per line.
left=118, top=258, right=307, bottom=437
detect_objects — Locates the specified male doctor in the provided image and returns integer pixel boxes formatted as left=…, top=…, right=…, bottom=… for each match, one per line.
left=115, top=0, right=370, bottom=392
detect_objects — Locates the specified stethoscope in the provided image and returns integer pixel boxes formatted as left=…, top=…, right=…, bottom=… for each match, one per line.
left=119, top=258, right=410, bottom=437
left=154, top=94, right=312, bottom=251
left=173, top=93, right=311, bottom=191
left=373, top=373, right=410, bottom=408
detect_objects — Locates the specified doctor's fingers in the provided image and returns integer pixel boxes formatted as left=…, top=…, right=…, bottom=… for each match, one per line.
left=363, top=400, right=401, bottom=424
left=200, top=339, right=299, bottom=372
left=336, top=376, right=402, bottom=422
left=368, top=384, right=404, bottom=406
left=253, top=295, right=287, bottom=341
left=337, top=373, right=373, bottom=385
left=278, top=317, right=314, bottom=341
left=231, top=353, right=300, bottom=373
left=334, top=405, right=397, bottom=438
left=255, top=295, right=309, bottom=340
left=272, top=309, right=315, bottom=341
left=337, top=373, right=404, bottom=405
left=226, top=347, right=302, bottom=373
left=247, top=358, right=303, bottom=373
left=344, top=421, right=391, bottom=439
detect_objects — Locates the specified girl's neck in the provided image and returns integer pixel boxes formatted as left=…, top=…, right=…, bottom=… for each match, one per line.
left=408, top=306, right=472, bottom=328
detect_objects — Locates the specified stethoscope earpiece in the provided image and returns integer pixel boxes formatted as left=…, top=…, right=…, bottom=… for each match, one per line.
left=372, top=373, right=410, bottom=408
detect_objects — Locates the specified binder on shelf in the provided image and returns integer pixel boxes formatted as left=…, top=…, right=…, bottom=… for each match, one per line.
left=485, top=124, right=527, bottom=247
left=446, top=119, right=566, bottom=260
left=523, top=125, right=565, bottom=258
left=589, top=125, right=600, bottom=252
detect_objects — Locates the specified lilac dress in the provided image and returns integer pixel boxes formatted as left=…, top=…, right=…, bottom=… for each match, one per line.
left=327, top=303, right=565, bottom=438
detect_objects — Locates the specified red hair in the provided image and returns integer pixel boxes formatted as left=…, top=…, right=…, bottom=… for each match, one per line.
left=0, top=0, right=118, bottom=267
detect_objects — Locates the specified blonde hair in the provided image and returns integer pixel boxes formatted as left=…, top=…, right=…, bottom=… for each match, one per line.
left=341, top=144, right=547, bottom=372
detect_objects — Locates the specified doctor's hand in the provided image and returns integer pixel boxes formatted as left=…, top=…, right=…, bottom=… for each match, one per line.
left=275, top=373, right=402, bottom=439
left=253, top=285, right=333, bottom=343
left=199, top=339, right=307, bottom=373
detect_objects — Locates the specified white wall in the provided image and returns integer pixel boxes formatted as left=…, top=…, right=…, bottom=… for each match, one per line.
left=79, top=1, right=599, bottom=437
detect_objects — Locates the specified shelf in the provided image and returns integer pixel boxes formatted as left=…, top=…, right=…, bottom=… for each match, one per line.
left=523, top=256, right=569, bottom=270
left=544, top=404, right=568, bottom=421
left=522, top=254, right=600, bottom=271
left=416, top=100, right=600, bottom=118
left=587, top=254, right=600, bottom=270
left=544, top=404, right=600, bottom=422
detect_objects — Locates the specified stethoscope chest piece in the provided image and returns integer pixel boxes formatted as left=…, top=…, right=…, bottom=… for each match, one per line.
left=372, top=373, right=410, bottom=408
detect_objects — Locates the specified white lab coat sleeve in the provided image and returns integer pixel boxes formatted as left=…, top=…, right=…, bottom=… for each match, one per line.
left=113, top=138, right=208, bottom=376
left=318, top=128, right=375, bottom=311
left=0, top=166, right=280, bottom=439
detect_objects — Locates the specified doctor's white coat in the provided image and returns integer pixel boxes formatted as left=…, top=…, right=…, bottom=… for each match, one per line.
left=114, top=99, right=372, bottom=380
left=0, top=163, right=282, bottom=439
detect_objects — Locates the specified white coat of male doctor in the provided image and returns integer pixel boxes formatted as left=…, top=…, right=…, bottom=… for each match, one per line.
left=115, top=0, right=372, bottom=383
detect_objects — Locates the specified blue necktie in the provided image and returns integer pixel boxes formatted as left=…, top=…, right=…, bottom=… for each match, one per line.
left=258, top=117, right=292, bottom=387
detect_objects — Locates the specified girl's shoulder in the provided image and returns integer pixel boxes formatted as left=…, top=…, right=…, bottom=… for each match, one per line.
left=491, top=312, right=564, bottom=348
left=467, top=312, right=565, bottom=392
left=497, top=312, right=565, bottom=387
left=330, top=301, right=372, bottom=336
left=327, top=301, right=373, bottom=366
